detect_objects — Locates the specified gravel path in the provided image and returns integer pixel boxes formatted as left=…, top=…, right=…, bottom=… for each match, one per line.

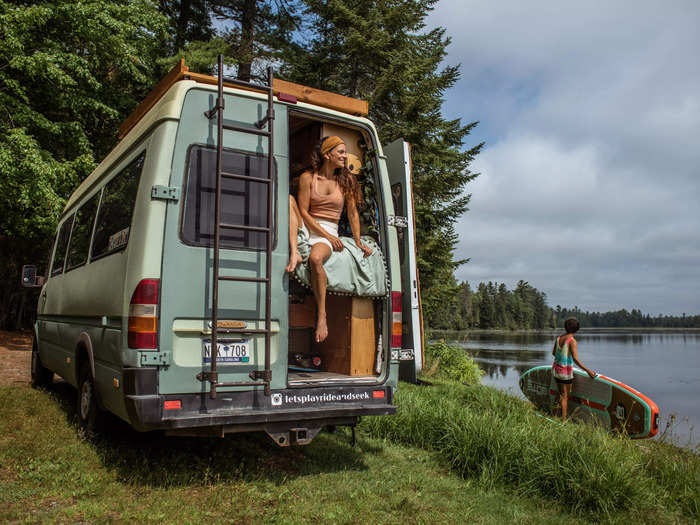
left=0, top=331, right=32, bottom=386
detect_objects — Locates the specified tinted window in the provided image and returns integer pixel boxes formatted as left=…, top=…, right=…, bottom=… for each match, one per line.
left=92, top=153, right=144, bottom=259
left=182, top=146, right=275, bottom=250
left=51, top=216, right=74, bottom=276
left=66, top=192, right=100, bottom=270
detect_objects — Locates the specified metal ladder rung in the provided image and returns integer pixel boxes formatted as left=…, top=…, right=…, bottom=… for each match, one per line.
left=222, top=123, right=271, bottom=137
left=214, top=381, right=265, bottom=388
left=222, top=172, right=272, bottom=184
left=219, top=223, right=270, bottom=233
left=218, top=276, right=269, bottom=283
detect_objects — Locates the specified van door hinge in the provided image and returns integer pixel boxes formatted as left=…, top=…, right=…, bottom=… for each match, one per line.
left=151, top=185, right=180, bottom=201
left=140, top=351, right=170, bottom=366
left=388, top=215, right=408, bottom=228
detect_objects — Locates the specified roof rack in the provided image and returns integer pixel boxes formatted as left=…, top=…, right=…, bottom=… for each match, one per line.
left=118, top=59, right=369, bottom=139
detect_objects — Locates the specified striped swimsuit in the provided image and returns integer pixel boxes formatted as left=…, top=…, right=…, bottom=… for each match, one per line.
left=552, top=336, right=574, bottom=381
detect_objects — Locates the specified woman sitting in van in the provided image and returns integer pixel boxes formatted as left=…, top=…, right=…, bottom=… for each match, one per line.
left=285, top=136, right=373, bottom=343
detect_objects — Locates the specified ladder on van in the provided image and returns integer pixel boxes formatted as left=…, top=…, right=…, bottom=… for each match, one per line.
left=199, top=54, right=275, bottom=399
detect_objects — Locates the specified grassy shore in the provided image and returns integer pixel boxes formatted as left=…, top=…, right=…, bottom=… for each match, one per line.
left=1, top=346, right=697, bottom=523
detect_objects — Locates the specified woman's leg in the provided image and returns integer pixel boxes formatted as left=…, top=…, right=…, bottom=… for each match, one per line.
left=308, top=243, right=332, bottom=342
left=560, top=383, right=572, bottom=420
left=285, top=195, right=303, bottom=273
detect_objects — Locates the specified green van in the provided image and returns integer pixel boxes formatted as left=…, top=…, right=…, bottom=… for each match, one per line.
left=24, top=59, right=421, bottom=446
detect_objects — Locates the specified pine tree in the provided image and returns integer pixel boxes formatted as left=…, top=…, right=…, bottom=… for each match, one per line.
left=159, top=0, right=214, bottom=53
left=282, top=0, right=482, bottom=320
left=209, top=0, right=302, bottom=81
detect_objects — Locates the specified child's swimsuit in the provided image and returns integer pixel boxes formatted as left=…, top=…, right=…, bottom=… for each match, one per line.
left=552, top=336, right=574, bottom=383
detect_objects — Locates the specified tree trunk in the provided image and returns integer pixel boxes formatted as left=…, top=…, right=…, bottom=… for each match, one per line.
left=175, top=0, right=192, bottom=51
left=237, top=0, right=257, bottom=81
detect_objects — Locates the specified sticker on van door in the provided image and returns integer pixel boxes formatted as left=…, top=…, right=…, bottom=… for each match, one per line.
left=202, top=339, right=250, bottom=363
left=108, top=227, right=130, bottom=251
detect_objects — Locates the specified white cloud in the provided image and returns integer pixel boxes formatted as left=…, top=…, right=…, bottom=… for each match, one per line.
left=432, top=1, right=700, bottom=314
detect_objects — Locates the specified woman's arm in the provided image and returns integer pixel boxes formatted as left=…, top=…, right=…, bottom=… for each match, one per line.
left=570, top=339, right=597, bottom=378
left=346, top=193, right=372, bottom=257
left=297, top=172, right=343, bottom=251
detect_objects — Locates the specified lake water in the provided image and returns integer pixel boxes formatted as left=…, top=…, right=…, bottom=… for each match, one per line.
left=440, top=330, right=700, bottom=450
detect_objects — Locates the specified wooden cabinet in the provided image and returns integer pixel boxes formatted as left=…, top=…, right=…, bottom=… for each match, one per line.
left=288, top=295, right=376, bottom=376
left=315, top=296, right=376, bottom=376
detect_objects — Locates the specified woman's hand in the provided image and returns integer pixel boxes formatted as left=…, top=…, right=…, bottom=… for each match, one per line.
left=587, top=369, right=598, bottom=379
left=358, top=240, right=373, bottom=257
left=327, top=235, right=344, bottom=251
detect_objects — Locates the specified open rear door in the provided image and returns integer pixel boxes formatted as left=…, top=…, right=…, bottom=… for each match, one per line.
left=383, top=139, right=424, bottom=382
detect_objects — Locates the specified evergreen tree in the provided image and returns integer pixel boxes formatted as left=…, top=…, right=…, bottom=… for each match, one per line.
left=283, top=0, right=482, bottom=320
left=209, top=0, right=301, bottom=81
left=159, top=0, right=213, bottom=53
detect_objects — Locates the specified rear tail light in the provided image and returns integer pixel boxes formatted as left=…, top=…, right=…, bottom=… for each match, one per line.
left=391, top=291, right=402, bottom=348
left=128, top=279, right=159, bottom=349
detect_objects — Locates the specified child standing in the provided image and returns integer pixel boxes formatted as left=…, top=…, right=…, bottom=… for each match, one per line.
left=552, top=317, right=597, bottom=419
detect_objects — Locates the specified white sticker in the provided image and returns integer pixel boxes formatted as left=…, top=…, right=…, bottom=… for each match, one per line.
left=108, top=227, right=130, bottom=251
left=271, top=393, right=282, bottom=406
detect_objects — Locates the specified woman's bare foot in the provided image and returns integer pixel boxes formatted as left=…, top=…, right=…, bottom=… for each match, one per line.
left=315, top=314, right=328, bottom=343
left=285, top=251, right=302, bottom=273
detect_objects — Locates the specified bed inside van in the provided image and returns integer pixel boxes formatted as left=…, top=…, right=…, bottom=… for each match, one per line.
left=286, top=114, right=385, bottom=385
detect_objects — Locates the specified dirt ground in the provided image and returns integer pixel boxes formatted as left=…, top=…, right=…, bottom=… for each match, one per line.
left=0, top=330, right=32, bottom=386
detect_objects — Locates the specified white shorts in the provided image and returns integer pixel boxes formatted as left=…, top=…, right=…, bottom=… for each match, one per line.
left=302, top=219, right=338, bottom=251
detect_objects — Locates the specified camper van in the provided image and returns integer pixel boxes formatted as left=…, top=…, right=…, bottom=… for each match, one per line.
left=23, top=57, right=422, bottom=446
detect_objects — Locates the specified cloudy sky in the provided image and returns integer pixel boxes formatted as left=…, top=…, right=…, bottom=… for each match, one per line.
left=428, top=1, right=700, bottom=315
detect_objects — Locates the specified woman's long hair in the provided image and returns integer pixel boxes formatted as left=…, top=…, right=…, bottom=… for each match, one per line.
left=311, top=136, right=364, bottom=205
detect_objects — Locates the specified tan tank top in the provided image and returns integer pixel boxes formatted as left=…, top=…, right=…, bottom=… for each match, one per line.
left=309, top=173, right=344, bottom=222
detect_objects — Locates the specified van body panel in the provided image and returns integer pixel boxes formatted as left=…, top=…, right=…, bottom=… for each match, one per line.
left=35, top=72, right=407, bottom=440
left=157, top=87, right=289, bottom=394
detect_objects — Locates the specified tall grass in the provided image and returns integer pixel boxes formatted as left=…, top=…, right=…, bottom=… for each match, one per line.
left=421, top=341, right=482, bottom=384
left=362, top=380, right=699, bottom=521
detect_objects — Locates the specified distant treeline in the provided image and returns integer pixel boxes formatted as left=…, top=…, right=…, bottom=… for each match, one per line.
left=556, top=307, right=700, bottom=328
left=428, top=280, right=700, bottom=330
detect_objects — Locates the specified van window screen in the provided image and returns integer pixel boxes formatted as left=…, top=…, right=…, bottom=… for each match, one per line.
left=92, top=152, right=144, bottom=259
left=66, top=192, right=100, bottom=270
left=50, top=216, right=74, bottom=276
left=182, top=146, right=274, bottom=250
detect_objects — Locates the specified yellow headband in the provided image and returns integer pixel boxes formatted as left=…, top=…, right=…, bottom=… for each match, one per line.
left=321, top=136, right=344, bottom=156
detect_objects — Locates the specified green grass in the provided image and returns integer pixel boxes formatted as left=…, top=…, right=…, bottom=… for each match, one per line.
left=1, top=354, right=698, bottom=523
left=2, top=384, right=588, bottom=524
left=361, top=379, right=700, bottom=522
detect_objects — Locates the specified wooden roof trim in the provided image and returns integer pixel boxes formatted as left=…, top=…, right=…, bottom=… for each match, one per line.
left=272, top=78, right=368, bottom=117
left=118, top=60, right=369, bottom=140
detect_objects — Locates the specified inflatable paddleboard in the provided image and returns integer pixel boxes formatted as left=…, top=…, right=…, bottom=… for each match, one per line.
left=519, top=366, right=660, bottom=439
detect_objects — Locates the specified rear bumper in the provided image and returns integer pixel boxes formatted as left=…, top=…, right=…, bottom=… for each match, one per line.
left=123, top=368, right=396, bottom=432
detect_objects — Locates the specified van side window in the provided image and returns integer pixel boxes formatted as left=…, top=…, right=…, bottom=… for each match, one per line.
left=66, top=192, right=100, bottom=270
left=182, top=146, right=275, bottom=250
left=91, top=152, right=144, bottom=259
left=50, top=216, right=74, bottom=276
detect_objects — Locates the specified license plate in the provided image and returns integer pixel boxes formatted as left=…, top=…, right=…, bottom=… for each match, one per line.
left=202, top=339, right=250, bottom=364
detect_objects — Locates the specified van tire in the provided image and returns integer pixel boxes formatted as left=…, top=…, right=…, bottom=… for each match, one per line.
left=30, top=340, right=53, bottom=389
left=77, top=362, right=102, bottom=434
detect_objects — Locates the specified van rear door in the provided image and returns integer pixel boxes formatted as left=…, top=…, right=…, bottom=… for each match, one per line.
left=384, top=139, right=423, bottom=381
left=156, top=87, right=289, bottom=395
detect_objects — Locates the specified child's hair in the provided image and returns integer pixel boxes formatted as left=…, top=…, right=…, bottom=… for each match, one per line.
left=564, top=317, right=580, bottom=333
